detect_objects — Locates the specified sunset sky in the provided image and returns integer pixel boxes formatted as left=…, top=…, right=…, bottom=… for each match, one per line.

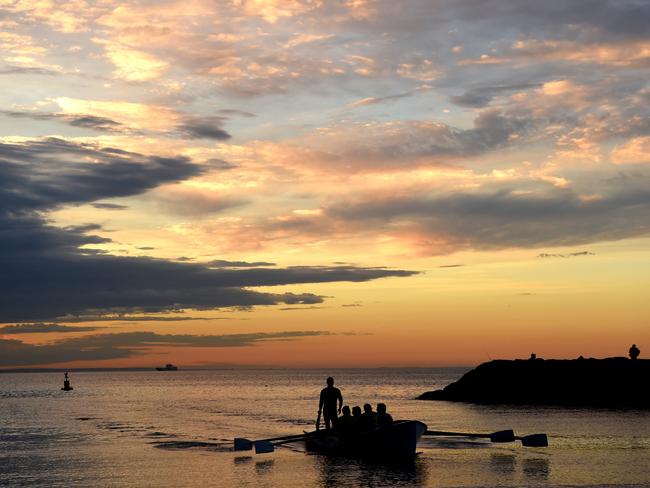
left=1, top=0, right=649, bottom=368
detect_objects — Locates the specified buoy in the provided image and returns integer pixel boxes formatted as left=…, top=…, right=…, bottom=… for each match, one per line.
left=62, top=371, right=73, bottom=391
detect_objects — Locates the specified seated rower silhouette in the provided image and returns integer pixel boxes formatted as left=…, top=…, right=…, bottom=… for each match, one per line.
left=629, top=344, right=640, bottom=360
left=318, top=377, right=343, bottom=430
left=351, top=406, right=363, bottom=432
left=336, top=405, right=354, bottom=434
left=360, top=403, right=377, bottom=431
left=376, top=403, right=393, bottom=428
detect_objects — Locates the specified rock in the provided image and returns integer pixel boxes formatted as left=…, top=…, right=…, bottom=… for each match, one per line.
left=417, top=357, right=650, bottom=408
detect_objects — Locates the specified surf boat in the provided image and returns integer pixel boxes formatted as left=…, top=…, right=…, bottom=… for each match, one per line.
left=303, top=420, right=427, bottom=460
left=156, top=364, right=178, bottom=371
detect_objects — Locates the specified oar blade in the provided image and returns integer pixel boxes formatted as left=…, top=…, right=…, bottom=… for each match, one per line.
left=520, top=433, right=548, bottom=447
left=489, top=429, right=515, bottom=443
left=234, top=438, right=253, bottom=451
left=254, top=441, right=275, bottom=454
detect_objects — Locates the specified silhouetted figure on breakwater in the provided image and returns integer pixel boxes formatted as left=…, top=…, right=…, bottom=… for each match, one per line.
left=376, top=403, right=393, bottom=428
left=61, top=371, right=73, bottom=391
left=318, top=377, right=343, bottom=430
left=629, top=344, right=640, bottom=360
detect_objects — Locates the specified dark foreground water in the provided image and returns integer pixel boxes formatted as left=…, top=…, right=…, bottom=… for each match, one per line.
left=1, top=368, right=649, bottom=487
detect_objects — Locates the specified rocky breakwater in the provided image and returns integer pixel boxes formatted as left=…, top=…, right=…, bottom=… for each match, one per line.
left=418, top=357, right=650, bottom=408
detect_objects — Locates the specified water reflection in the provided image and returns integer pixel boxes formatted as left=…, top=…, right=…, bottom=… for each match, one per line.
left=233, top=455, right=253, bottom=465
left=490, top=453, right=516, bottom=476
left=255, top=458, right=275, bottom=475
left=523, top=457, right=550, bottom=480
left=315, top=454, right=428, bottom=487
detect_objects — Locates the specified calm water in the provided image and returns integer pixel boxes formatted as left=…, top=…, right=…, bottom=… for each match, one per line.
left=1, top=368, right=649, bottom=487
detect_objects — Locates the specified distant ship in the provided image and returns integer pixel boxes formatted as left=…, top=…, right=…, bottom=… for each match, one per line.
left=156, top=364, right=178, bottom=371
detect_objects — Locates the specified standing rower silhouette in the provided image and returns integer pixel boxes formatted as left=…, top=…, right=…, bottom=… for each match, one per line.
left=318, top=377, right=343, bottom=430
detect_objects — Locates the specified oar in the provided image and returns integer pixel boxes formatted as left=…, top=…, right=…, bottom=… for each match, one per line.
left=425, top=429, right=516, bottom=443
left=252, top=435, right=311, bottom=454
left=234, top=432, right=317, bottom=452
left=516, top=433, right=548, bottom=447
left=424, top=430, right=548, bottom=447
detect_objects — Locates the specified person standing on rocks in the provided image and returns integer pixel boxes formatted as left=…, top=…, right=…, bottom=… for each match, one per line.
left=629, top=344, right=640, bottom=360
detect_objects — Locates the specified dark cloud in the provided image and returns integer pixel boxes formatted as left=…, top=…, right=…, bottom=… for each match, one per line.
left=67, top=115, right=124, bottom=132
left=0, top=330, right=329, bottom=367
left=92, top=203, right=128, bottom=210
left=0, top=323, right=104, bottom=334
left=279, top=306, right=324, bottom=311
left=205, top=158, right=237, bottom=170
left=217, top=109, right=256, bottom=118
left=324, top=185, right=650, bottom=252
left=350, top=91, right=417, bottom=107
left=437, top=0, right=650, bottom=42
left=0, top=138, right=415, bottom=322
left=450, top=83, right=539, bottom=108
left=0, top=65, right=60, bottom=75
left=0, top=138, right=202, bottom=212
left=177, top=116, right=232, bottom=140
left=439, top=264, right=464, bottom=268
left=0, top=110, right=125, bottom=133
left=206, top=260, right=276, bottom=268
left=537, top=251, right=595, bottom=258
left=334, top=109, right=534, bottom=169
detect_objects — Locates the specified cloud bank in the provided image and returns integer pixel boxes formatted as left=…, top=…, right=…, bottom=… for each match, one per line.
left=0, top=330, right=329, bottom=366
left=0, top=138, right=415, bottom=322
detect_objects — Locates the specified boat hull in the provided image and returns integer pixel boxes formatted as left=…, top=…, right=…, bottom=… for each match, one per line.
left=304, top=420, right=427, bottom=460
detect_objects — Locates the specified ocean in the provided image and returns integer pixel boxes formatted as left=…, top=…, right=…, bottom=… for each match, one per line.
left=1, top=368, right=649, bottom=487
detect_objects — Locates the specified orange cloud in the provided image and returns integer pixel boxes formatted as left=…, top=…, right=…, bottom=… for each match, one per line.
left=611, top=137, right=650, bottom=165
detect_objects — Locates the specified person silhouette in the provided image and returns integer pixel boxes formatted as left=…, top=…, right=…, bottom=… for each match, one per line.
left=351, top=406, right=362, bottom=431
left=336, top=406, right=354, bottom=434
left=629, top=344, right=640, bottom=360
left=360, top=403, right=377, bottom=431
left=318, top=377, right=343, bottom=430
left=376, top=403, right=393, bottom=428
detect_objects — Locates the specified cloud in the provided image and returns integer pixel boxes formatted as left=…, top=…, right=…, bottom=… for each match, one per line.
left=537, top=251, right=595, bottom=258
left=611, top=137, right=650, bottom=165
left=279, top=306, right=324, bottom=311
left=348, top=89, right=422, bottom=108
left=207, top=260, right=276, bottom=268
left=450, top=83, right=539, bottom=108
left=290, top=109, right=534, bottom=171
left=0, top=137, right=202, bottom=212
left=0, top=330, right=330, bottom=366
left=0, top=323, right=104, bottom=334
left=326, top=186, right=650, bottom=252
left=0, top=64, right=61, bottom=75
left=176, top=116, right=232, bottom=140
left=0, top=137, right=416, bottom=322
left=92, top=202, right=128, bottom=210
left=153, top=185, right=248, bottom=216
left=245, top=182, right=648, bottom=255
left=0, top=109, right=126, bottom=133
left=97, top=39, right=169, bottom=81
left=217, top=109, right=256, bottom=118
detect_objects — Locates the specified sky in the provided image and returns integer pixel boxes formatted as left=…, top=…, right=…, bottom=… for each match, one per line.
left=1, top=0, right=649, bottom=369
